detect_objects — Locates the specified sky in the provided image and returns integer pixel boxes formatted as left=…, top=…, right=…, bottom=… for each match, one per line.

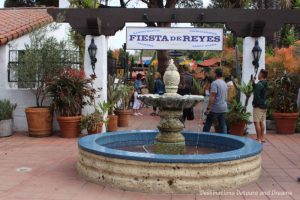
left=0, top=0, right=211, bottom=50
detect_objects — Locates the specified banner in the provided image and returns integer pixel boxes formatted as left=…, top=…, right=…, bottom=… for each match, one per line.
left=126, top=27, right=223, bottom=50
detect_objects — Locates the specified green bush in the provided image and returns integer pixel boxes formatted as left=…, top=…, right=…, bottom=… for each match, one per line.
left=226, top=100, right=251, bottom=125
left=270, top=71, right=298, bottom=113
left=0, top=100, right=17, bottom=120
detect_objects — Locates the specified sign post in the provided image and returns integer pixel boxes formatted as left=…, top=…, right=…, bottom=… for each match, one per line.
left=126, top=27, right=223, bottom=51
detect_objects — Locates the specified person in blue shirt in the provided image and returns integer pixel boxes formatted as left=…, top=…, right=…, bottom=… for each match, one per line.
left=134, top=73, right=143, bottom=94
left=151, top=72, right=165, bottom=116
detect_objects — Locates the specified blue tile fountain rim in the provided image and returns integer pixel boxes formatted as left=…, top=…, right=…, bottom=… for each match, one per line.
left=78, top=130, right=262, bottom=163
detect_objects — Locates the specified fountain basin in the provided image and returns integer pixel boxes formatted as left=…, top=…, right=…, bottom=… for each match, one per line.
left=77, top=130, right=262, bottom=193
left=138, top=94, right=204, bottom=109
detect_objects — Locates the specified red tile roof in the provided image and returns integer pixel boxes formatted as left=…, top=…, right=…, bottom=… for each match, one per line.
left=0, top=8, right=53, bottom=45
left=198, top=58, right=221, bottom=67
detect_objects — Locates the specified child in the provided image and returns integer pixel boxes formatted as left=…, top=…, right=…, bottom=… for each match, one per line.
left=132, top=88, right=142, bottom=116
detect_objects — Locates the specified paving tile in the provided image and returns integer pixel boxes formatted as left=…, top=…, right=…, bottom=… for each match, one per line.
left=121, top=191, right=145, bottom=200
left=1, top=106, right=300, bottom=199
left=143, top=193, right=172, bottom=200
left=97, top=187, right=125, bottom=200
left=172, top=194, right=196, bottom=200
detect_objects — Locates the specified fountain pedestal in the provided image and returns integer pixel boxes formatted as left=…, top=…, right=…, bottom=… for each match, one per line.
left=155, top=109, right=185, bottom=154
left=138, top=59, right=203, bottom=154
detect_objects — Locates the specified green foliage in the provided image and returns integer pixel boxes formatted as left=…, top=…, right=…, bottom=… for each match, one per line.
left=280, top=24, right=296, bottom=47
left=47, top=68, right=95, bottom=116
left=97, top=101, right=111, bottom=117
left=107, top=75, right=123, bottom=114
left=192, top=77, right=204, bottom=95
left=145, top=65, right=157, bottom=94
left=0, top=100, right=17, bottom=120
left=69, top=0, right=98, bottom=8
left=80, top=111, right=102, bottom=131
left=238, top=80, right=253, bottom=107
left=270, top=71, right=299, bottom=113
left=208, top=0, right=251, bottom=8
left=68, top=30, right=84, bottom=63
left=117, top=84, right=134, bottom=110
left=226, top=100, right=251, bottom=125
left=10, top=25, right=70, bottom=107
left=4, top=0, right=58, bottom=7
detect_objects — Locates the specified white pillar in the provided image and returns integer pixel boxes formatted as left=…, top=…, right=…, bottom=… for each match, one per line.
left=59, top=0, right=70, bottom=8
left=241, top=37, right=265, bottom=134
left=83, top=35, right=108, bottom=132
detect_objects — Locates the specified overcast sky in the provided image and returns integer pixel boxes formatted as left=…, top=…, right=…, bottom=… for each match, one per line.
left=0, top=0, right=211, bottom=50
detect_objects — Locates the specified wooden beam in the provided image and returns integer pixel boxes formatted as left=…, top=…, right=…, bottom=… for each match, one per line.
left=47, top=8, right=300, bottom=37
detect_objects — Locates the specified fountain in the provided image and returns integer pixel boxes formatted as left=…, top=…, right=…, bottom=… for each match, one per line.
left=77, top=60, right=262, bottom=193
left=138, top=59, right=203, bottom=154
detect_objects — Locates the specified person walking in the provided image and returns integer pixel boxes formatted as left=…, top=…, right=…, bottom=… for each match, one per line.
left=252, top=69, right=268, bottom=143
left=200, top=69, right=213, bottom=123
left=133, top=73, right=144, bottom=116
left=151, top=72, right=165, bottom=116
left=203, top=68, right=228, bottom=134
left=178, top=65, right=194, bottom=123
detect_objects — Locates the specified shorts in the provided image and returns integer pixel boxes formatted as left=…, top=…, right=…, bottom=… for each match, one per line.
left=253, top=108, right=267, bottom=123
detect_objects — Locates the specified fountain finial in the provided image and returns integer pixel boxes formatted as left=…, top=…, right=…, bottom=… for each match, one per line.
left=163, top=59, right=180, bottom=95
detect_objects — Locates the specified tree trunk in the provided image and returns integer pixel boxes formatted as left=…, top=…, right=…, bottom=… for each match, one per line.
left=157, top=22, right=171, bottom=77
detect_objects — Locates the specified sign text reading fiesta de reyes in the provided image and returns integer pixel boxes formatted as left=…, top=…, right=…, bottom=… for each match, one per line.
left=126, top=27, right=224, bottom=51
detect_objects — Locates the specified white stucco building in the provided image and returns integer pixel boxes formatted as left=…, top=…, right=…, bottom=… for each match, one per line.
left=0, top=8, right=71, bottom=131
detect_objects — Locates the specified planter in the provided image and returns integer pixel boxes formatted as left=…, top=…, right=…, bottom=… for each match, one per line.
left=266, top=119, right=276, bottom=131
left=107, top=115, right=118, bottom=132
left=273, top=112, right=299, bottom=134
left=25, top=107, right=52, bottom=137
left=87, top=122, right=103, bottom=135
left=116, top=110, right=132, bottom=127
left=57, top=116, right=81, bottom=138
left=0, top=119, right=13, bottom=137
left=229, top=121, right=246, bottom=136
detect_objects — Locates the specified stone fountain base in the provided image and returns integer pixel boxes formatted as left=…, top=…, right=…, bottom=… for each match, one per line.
left=155, top=109, right=185, bottom=154
left=77, top=131, right=262, bottom=193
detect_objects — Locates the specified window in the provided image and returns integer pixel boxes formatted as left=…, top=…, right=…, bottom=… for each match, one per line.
left=8, top=50, right=82, bottom=88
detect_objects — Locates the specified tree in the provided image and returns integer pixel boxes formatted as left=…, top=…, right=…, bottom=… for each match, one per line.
left=4, top=0, right=58, bottom=7
left=10, top=25, right=70, bottom=107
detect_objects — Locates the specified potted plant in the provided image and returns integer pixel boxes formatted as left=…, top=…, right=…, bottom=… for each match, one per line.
left=80, top=101, right=110, bottom=134
left=10, top=26, right=69, bottom=137
left=115, top=84, right=134, bottom=127
left=227, top=100, right=251, bottom=136
left=271, top=71, right=299, bottom=134
left=47, top=68, right=95, bottom=138
left=226, top=80, right=253, bottom=136
left=80, top=111, right=103, bottom=134
left=0, top=100, right=17, bottom=137
left=107, top=75, right=122, bottom=131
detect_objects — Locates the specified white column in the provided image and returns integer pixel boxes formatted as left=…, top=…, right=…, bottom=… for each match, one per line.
left=59, top=0, right=70, bottom=8
left=241, top=37, right=265, bottom=134
left=83, top=35, right=108, bottom=132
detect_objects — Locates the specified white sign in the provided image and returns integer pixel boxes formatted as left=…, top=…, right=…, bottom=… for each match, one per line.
left=126, top=27, right=223, bottom=50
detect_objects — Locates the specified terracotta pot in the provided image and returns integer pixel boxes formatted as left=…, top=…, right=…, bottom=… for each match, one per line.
left=229, top=121, right=246, bottom=136
left=115, top=109, right=132, bottom=127
left=273, top=112, right=299, bottom=134
left=25, top=107, right=52, bottom=137
left=57, top=115, right=81, bottom=138
left=107, top=115, right=118, bottom=132
left=87, top=122, right=103, bottom=135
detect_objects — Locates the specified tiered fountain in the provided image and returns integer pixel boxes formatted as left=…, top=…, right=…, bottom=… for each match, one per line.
left=77, top=60, right=262, bottom=193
